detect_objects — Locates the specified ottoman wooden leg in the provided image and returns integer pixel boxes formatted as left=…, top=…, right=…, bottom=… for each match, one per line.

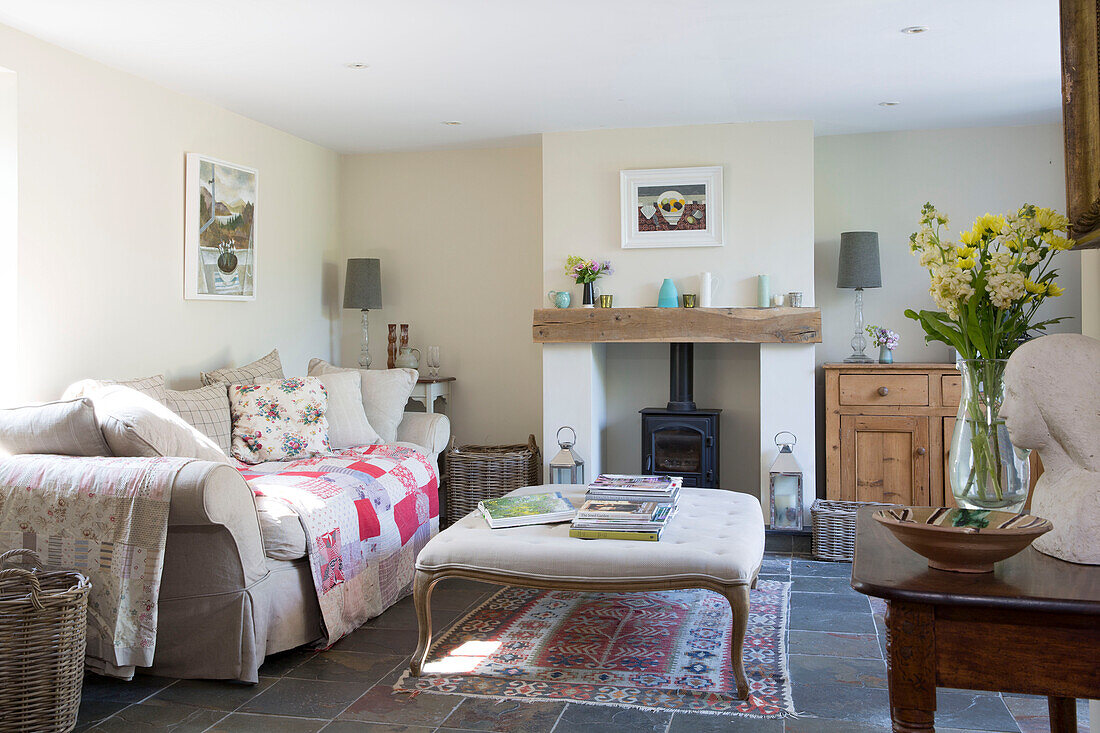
left=725, top=583, right=751, bottom=699
left=409, top=569, right=440, bottom=676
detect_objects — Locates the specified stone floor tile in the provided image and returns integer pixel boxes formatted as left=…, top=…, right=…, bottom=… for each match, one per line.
left=440, top=696, right=566, bottom=732
left=208, top=712, right=329, bottom=732
left=331, top=627, right=421, bottom=656
left=284, top=652, right=405, bottom=685
left=761, top=555, right=792, bottom=574
left=764, top=534, right=793, bottom=553
left=86, top=700, right=225, bottom=732
left=338, top=686, right=463, bottom=727
left=79, top=672, right=174, bottom=704
left=790, top=559, right=852, bottom=578
left=325, top=722, right=435, bottom=732
left=75, top=699, right=132, bottom=730
left=787, top=630, right=881, bottom=659
left=789, top=593, right=874, bottom=634
left=790, top=683, right=892, bottom=728
left=934, top=690, right=1020, bottom=731
left=551, top=702, right=671, bottom=732
left=149, top=677, right=276, bottom=711
left=784, top=718, right=891, bottom=733
left=362, top=600, right=469, bottom=632
left=1003, top=694, right=1090, bottom=733
left=259, top=647, right=319, bottom=677
left=787, top=654, right=887, bottom=689
left=240, top=678, right=369, bottom=719
left=791, top=576, right=857, bottom=594
left=667, top=711, right=782, bottom=732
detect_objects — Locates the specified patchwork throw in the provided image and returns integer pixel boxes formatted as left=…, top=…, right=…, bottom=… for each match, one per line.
left=237, top=444, right=439, bottom=644
left=396, top=582, right=794, bottom=718
left=0, top=454, right=192, bottom=673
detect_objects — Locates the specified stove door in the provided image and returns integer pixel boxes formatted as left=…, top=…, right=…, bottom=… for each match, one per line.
left=648, top=423, right=705, bottom=475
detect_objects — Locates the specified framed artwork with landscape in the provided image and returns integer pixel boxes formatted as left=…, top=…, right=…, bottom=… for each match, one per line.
left=184, top=153, right=258, bottom=299
left=620, top=166, right=723, bottom=248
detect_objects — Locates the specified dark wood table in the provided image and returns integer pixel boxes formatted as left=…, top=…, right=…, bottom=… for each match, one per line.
left=851, top=507, right=1100, bottom=733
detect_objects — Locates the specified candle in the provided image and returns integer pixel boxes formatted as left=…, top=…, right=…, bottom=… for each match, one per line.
left=757, top=274, right=770, bottom=308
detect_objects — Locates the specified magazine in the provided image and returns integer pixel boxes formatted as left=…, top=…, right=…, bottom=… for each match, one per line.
left=477, top=492, right=576, bottom=529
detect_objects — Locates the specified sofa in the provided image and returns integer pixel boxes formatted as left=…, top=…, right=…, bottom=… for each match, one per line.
left=0, top=350, right=450, bottom=683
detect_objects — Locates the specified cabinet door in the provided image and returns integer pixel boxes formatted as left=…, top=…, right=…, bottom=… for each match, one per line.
left=840, top=415, right=930, bottom=505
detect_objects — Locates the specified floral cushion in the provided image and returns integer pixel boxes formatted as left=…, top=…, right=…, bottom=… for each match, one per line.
left=229, top=377, right=330, bottom=464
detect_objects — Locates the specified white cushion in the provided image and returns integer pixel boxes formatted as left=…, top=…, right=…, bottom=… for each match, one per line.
left=416, top=485, right=766, bottom=586
left=255, top=495, right=307, bottom=560
left=315, top=371, right=381, bottom=449
left=0, top=398, right=112, bottom=457
left=165, top=384, right=232, bottom=454
left=307, top=359, right=416, bottom=444
left=89, top=385, right=230, bottom=463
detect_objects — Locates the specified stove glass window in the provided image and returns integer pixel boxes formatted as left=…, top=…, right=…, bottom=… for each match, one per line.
left=652, top=427, right=703, bottom=474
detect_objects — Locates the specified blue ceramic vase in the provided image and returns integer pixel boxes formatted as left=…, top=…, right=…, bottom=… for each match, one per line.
left=657, top=279, right=679, bottom=308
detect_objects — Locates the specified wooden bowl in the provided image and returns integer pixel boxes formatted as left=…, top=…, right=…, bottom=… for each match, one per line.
left=872, top=507, right=1052, bottom=573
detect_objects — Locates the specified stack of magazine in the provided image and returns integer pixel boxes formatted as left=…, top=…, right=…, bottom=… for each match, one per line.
left=568, top=474, right=681, bottom=541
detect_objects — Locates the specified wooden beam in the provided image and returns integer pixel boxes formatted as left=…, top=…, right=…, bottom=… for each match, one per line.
left=532, top=307, right=822, bottom=344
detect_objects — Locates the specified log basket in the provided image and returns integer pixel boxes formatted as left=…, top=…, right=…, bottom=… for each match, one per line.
left=443, top=435, right=541, bottom=527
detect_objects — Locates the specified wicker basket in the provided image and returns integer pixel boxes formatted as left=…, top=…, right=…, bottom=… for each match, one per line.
left=444, top=435, right=541, bottom=526
left=811, top=500, right=895, bottom=561
left=0, top=549, right=90, bottom=733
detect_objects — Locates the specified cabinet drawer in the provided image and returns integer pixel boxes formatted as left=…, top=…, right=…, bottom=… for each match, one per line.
left=941, top=375, right=962, bottom=407
left=838, top=374, right=929, bottom=406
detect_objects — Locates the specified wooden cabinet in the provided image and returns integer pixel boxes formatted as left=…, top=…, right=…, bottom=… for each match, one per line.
left=826, top=363, right=960, bottom=506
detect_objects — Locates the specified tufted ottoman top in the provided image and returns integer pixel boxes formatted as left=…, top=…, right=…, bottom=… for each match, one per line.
left=417, top=485, right=765, bottom=585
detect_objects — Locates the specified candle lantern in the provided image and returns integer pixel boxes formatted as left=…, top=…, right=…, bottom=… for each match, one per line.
left=549, top=426, right=585, bottom=485
left=769, top=431, right=804, bottom=531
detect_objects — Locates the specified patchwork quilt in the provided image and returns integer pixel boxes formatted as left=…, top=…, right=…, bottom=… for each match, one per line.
left=236, top=444, right=439, bottom=644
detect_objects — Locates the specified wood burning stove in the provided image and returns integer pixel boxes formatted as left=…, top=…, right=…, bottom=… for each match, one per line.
left=640, top=343, right=721, bottom=488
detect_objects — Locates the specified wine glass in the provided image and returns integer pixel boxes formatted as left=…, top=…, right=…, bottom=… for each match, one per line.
left=427, top=346, right=440, bottom=378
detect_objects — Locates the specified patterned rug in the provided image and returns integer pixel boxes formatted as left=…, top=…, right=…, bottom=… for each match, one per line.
left=394, top=580, right=793, bottom=717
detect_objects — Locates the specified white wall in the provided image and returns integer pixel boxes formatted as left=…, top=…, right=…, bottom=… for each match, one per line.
left=0, top=23, right=341, bottom=401
left=541, top=122, right=817, bottom=507
left=815, top=124, right=1082, bottom=366
left=0, top=68, right=15, bottom=406
left=339, top=146, right=543, bottom=446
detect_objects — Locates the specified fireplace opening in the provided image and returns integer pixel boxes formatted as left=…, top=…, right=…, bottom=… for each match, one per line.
left=641, top=343, right=720, bottom=488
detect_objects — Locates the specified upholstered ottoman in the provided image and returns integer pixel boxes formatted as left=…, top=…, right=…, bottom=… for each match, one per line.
left=410, top=484, right=766, bottom=698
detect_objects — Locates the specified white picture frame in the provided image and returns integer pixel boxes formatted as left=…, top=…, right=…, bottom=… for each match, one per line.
left=184, top=153, right=258, bottom=300
left=620, top=166, right=723, bottom=249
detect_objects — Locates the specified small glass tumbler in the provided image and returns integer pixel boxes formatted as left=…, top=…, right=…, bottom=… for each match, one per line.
left=787, top=291, right=803, bottom=308
left=598, top=294, right=614, bottom=308
left=427, top=346, right=440, bottom=378
left=682, top=294, right=697, bottom=308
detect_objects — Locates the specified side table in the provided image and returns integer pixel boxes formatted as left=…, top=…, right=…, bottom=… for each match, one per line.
left=408, top=376, right=454, bottom=415
left=851, top=507, right=1100, bottom=733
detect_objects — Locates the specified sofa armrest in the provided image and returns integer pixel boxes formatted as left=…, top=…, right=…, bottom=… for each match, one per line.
left=161, top=461, right=269, bottom=598
left=395, top=412, right=451, bottom=461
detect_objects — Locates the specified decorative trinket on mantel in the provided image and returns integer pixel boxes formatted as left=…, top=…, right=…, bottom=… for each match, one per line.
left=565, top=256, right=612, bottom=308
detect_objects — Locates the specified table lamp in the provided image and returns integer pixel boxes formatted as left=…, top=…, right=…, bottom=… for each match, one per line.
left=837, top=232, right=881, bottom=363
left=344, top=258, right=383, bottom=368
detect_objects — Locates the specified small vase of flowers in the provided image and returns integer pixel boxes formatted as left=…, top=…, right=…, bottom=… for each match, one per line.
left=565, top=255, right=613, bottom=308
left=905, top=202, right=1073, bottom=511
left=866, top=325, right=900, bottom=364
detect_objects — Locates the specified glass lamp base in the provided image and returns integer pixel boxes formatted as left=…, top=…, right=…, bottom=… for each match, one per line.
left=844, top=353, right=875, bottom=363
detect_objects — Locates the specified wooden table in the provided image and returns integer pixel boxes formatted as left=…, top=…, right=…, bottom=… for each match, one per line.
left=408, top=376, right=454, bottom=415
left=851, top=507, right=1100, bottom=733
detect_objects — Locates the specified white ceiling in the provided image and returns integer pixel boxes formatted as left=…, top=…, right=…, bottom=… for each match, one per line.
left=0, top=0, right=1062, bottom=153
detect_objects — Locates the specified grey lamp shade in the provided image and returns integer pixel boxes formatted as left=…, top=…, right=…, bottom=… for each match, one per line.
left=343, top=258, right=383, bottom=309
left=837, top=232, right=882, bottom=289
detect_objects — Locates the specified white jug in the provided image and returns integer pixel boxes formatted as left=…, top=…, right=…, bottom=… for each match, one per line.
left=699, top=272, right=721, bottom=307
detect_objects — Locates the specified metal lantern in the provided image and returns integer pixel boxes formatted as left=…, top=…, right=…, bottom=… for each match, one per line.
left=549, top=426, right=585, bottom=485
left=769, top=431, right=804, bottom=531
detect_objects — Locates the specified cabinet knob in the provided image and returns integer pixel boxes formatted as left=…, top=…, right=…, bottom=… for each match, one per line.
left=916, top=447, right=927, bottom=456
left=878, top=386, right=890, bottom=396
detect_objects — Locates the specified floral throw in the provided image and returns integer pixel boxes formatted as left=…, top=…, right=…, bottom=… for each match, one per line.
left=0, top=454, right=192, bottom=675
left=237, top=444, right=439, bottom=644
left=230, top=377, right=330, bottom=464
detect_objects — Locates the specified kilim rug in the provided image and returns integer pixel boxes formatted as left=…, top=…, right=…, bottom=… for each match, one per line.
left=394, top=580, right=794, bottom=718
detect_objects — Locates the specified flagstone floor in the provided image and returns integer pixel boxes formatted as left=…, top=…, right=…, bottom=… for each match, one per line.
left=76, top=538, right=1089, bottom=732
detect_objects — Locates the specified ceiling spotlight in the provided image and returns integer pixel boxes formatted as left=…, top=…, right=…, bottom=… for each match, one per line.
left=344, top=62, right=370, bottom=69
left=900, top=25, right=929, bottom=34
left=441, top=121, right=463, bottom=126
left=878, top=101, right=900, bottom=107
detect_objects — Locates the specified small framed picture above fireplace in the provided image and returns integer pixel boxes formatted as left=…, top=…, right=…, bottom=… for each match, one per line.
left=620, top=166, right=723, bottom=249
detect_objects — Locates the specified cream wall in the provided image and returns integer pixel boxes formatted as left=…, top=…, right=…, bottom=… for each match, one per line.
left=541, top=122, right=817, bottom=506
left=0, top=23, right=341, bottom=401
left=815, top=124, right=1082, bottom=366
left=0, top=68, right=16, bottom=405
left=1083, top=250, right=1100, bottom=339
left=338, top=147, right=543, bottom=445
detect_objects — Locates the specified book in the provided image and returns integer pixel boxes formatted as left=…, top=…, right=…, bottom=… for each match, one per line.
left=576, top=499, right=661, bottom=520
left=588, top=474, right=679, bottom=491
left=585, top=487, right=680, bottom=503
left=477, top=492, right=576, bottom=529
left=569, top=527, right=662, bottom=541
left=571, top=505, right=678, bottom=531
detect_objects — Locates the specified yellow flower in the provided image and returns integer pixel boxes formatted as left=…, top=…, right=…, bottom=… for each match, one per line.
left=1047, top=283, right=1065, bottom=297
left=960, top=229, right=978, bottom=246
left=956, top=257, right=975, bottom=269
left=1024, top=279, right=1045, bottom=295
left=955, top=245, right=976, bottom=259
left=975, top=213, right=1006, bottom=235
left=1041, top=232, right=1074, bottom=251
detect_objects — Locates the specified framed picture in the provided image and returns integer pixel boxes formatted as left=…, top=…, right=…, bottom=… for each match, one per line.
left=1060, top=0, right=1100, bottom=249
left=620, top=166, right=723, bottom=248
left=184, top=153, right=258, bottom=299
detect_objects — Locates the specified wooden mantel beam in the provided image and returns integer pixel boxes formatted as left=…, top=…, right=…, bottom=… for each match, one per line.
left=532, top=307, right=822, bottom=344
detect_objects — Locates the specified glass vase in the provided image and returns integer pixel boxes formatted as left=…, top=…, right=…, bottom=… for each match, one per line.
left=949, top=359, right=1030, bottom=512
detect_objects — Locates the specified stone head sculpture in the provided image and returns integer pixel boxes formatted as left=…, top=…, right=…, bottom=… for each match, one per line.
left=1002, top=333, right=1100, bottom=564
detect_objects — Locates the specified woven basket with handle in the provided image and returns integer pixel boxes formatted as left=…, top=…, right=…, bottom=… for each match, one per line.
left=811, top=500, right=896, bottom=561
left=443, top=435, right=541, bottom=527
left=0, top=549, right=90, bottom=733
